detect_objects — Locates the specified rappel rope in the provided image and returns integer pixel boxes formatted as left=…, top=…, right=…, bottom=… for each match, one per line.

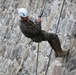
left=56, top=0, right=66, bottom=33
left=45, top=49, right=52, bottom=75
left=36, top=43, right=39, bottom=75
left=45, top=0, right=66, bottom=75
left=44, top=0, right=66, bottom=75
left=35, top=0, right=47, bottom=75
left=38, top=0, right=47, bottom=18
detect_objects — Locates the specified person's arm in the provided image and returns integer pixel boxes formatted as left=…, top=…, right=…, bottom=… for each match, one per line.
left=27, top=16, right=42, bottom=34
left=34, top=17, right=42, bottom=30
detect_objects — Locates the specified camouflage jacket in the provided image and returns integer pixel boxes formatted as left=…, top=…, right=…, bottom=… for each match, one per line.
left=19, top=17, right=41, bottom=39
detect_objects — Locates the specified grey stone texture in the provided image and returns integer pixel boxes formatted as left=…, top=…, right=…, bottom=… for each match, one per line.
left=0, top=0, right=76, bottom=75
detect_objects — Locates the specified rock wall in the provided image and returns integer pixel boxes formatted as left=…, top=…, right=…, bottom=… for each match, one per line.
left=0, top=0, right=76, bottom=75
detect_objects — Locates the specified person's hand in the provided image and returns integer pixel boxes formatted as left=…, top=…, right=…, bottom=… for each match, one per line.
left=34, top=18, right=42, bottom=25
left=35, top=18, right=42, bottom=23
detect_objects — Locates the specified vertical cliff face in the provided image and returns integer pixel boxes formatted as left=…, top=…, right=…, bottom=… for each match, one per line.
left=0, top=0, right=76, bottom=75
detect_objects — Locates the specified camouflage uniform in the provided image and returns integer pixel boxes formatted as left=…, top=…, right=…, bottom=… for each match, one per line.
left=19, top=17, right=65, bottom=56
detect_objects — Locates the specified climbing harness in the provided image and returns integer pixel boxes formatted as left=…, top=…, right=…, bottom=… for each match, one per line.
left=56, top=0, right=66, bottom=33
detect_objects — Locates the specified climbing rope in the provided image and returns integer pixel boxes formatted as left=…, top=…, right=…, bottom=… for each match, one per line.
left=36, top=43, right=39, bottom=75
left=38, top=0, right=47, bottom=18
left=45, top=49, right=52, bottom=75
left=56, top=0, right=66, bottom=33
left=35, top=0, right=66, bottom=75
left=44, top=0, right=66, bottom=75
left=35, top=0, right=47, bottom=75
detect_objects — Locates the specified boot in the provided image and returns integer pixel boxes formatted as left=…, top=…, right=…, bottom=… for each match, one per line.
left=55, top=50, right=67, bottom=57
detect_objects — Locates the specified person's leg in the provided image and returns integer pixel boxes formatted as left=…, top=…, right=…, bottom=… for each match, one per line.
left=49, top=34, right=67, bottom=57
left=41, top=30, right=67, bottom=57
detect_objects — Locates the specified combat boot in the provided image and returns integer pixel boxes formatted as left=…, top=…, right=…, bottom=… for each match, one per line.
left=55, top=50, right=67, bottom=57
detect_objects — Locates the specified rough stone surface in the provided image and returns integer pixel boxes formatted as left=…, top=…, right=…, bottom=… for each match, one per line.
left=0, top=0, right=76, bottom=75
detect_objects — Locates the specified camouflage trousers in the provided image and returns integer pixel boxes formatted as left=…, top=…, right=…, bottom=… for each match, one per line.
left=32, top=30, right=62, bottom=53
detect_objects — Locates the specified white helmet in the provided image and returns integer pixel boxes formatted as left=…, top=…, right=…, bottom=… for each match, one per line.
left=18, top=8, right=29, bottom=17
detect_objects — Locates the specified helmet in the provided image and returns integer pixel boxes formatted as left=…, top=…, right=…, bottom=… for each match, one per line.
left=18, top=8, right=29, bottom=17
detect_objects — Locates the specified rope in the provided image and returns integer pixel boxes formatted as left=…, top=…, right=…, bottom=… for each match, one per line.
left=45, top=0, right=66, bottom=75
left=56, top=0, right=66, bottom=33
left=36, top=43, right=39, bottom=75
left=35, top=0, right=47, bottom=75
left=39, top=0, right=47, bottom=18
left=45, top=49, right=52, bottom=75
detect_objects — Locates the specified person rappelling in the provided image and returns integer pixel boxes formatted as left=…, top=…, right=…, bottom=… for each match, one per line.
left=18, top=8, right=67, bottom=57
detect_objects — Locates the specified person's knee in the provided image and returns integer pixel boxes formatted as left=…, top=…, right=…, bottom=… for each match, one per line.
left=51, top=33, right=58, bottom=39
